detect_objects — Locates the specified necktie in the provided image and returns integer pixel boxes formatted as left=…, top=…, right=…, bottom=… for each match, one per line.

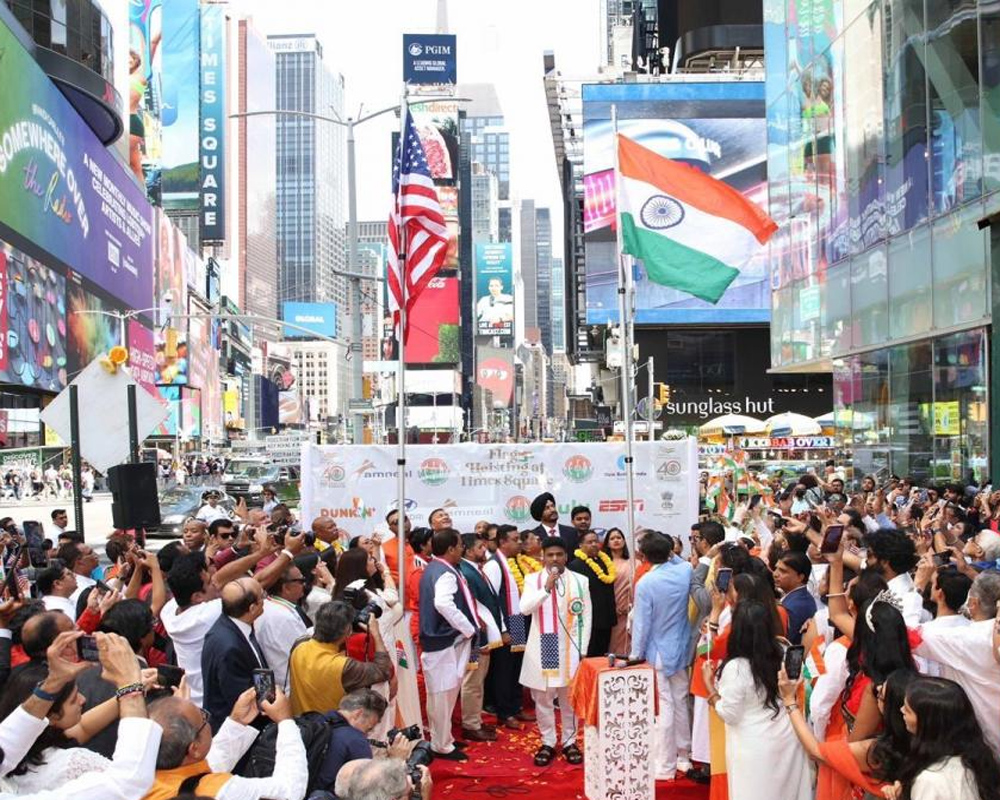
left=248, top=629, right=267, bottom=668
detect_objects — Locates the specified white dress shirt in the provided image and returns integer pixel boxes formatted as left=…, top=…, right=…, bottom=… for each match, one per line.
left=919, top=613, right=970, bottom=677
left=0, top=707, right=48, bottom=778
left=0, top=716, right=161, bottom=800
left=209, top=719, right=308, bottom=800
left=255, top=598, right=309, bottom=691
left=808, top=637, right=848, bottom=740
left=159, top=597, right=223, bottom=706
left=69, top=574, right=96, bottom=608
left=230, top=616, right=264, bottom=666
left=42, top=595, right=76, bottom=619
left=887, top=572, right=931, bottom=626
left=196, top=504, right=230, bottom=525
left=915, top=618, right=1000, bottom=753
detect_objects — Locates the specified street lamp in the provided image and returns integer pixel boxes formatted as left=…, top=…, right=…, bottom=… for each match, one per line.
left=231, top=95, right=469, bottom=445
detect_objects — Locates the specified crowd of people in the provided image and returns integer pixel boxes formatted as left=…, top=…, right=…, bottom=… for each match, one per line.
left=0, top=467, right=997, bottom=800
left=2, top=465, right=95, bottom=503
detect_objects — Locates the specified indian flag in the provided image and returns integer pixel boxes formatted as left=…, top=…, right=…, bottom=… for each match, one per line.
left=617, top=134, right=777, bottom=303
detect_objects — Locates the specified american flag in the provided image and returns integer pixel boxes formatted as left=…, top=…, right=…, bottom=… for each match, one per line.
left=387, top=108, right=449, bottom=340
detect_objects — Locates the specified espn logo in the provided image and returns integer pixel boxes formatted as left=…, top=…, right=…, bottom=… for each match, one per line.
left=598, top=499, right=645, bottom=513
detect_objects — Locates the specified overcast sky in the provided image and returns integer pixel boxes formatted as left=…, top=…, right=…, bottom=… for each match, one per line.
left=230, top=0, right=603, bottom=258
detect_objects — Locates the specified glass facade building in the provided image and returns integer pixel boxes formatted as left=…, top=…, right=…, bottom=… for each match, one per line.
left=764, top=0, right=1000, bottom=481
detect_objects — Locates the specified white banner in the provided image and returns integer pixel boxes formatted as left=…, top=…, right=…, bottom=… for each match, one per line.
left=300, top=439, right=698, bottom=539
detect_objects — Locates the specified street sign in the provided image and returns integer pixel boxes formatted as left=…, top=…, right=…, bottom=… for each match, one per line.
left=594, top=405, right=613, bottom=427
left=348, top=399, right=374, bottom=412
left=636, top=398, right=663, bottom=421
left=615, top=420, right=663, bottom=435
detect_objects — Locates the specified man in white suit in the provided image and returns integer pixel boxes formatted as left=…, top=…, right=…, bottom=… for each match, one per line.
left=519, top=536, right=592, bottom=767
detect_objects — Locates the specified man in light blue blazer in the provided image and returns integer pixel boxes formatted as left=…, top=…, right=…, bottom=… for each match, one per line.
left=629, top=531, right=693, bottom=782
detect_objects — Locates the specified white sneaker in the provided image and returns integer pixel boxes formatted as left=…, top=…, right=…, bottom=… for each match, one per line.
left=676, top=758, right=694, bottom=773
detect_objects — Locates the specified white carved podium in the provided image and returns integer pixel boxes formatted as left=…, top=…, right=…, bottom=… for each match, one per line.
left=570, top=658, right=655, bottom=800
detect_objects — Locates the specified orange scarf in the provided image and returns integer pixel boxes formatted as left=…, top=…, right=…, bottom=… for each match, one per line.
left=143, top=759, right=232, bottom=800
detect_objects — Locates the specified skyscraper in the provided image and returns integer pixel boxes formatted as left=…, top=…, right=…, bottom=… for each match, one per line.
left=459, top=83, right=511, bottom=242
left=536, top=208, right=552, bottom=355
left=269, top=34, right=347, bottom=334
left=237, top=18, right=277, bottom=321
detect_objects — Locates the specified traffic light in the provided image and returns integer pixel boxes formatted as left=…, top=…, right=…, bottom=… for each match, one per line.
left=657, top=383, right=671, bottom=405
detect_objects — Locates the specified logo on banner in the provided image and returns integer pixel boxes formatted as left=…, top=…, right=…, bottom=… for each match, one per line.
left=656, top=460, right=682, bottom=480
left=417, top=458, right=450, bottom=486
left=325, top=497, right=376, bottom=520
left=408, top=42, right=423, bottom=56
left=660, top=491, right=675, bottom=510
left=598, top=499, right=645, bottom=513
left=562, top=455, right=593, bottom=484
left=322, top=462, right=346, bottom=487
left=387, top=498, right=419, bottom=512
left=504, top=495, right=531, bottom=523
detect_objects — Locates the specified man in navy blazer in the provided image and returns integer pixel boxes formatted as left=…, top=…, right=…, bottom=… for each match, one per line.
left=201, top=577, right=270, bottom=732
left=774, top=550, right=816, bottom=645
left=529, top=492, right=579, bottom=555
left=629, top=531, right=693, bottom=782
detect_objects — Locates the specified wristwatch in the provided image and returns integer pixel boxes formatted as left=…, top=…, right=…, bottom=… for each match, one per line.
left=32, top=681, right=60, bottom=702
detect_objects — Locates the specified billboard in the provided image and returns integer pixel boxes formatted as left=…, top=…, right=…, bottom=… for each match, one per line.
left=0, top=17, right=155, bottom=313
left=476, top=345, right=515, bottom=407
left=127, top=320, right=156, bottom=393
left=282, top=302, right=338, bottom=339
left=161, top=0, right=200, bottom=212
left=409, top=101, right=459, bottom=181
left=474, top=243, right=514, bottom=338
left=582, top=82, right=768, bottom=324
left=437, top=186, right=460, bottom=269
left=154, top=209, right=188, bottom=326
left=279, top=390, right=304, bottom=425
left=0, top=241, right=67, bottom=391
left=128, top=0, right=163, bottom=202
left=199, top=4, right=226, bottom=240
left=65, top=279, right=122, bottom=378
left=404, top=275, right=459, bottom=364
left=403, top=34, right=457, bottom=85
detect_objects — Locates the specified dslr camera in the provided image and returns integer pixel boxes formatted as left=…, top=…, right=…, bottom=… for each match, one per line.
left=405, top=741, right=433, bottom=799
left=387, top=724, right=422, bottom=742
left=342, top=586, right=383, bottom=632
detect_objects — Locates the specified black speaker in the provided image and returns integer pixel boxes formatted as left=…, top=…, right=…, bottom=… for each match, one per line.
left=108, top=463, right=161, bottom=530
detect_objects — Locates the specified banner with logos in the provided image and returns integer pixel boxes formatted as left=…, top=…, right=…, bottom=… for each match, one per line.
left=0, top=17, right=154, bottom=312
left=301, top=439, right=698, bottom=540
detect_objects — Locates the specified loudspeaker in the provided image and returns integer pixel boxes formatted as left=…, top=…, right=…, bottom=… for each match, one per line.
left=108, top=463, right=161, bottom=530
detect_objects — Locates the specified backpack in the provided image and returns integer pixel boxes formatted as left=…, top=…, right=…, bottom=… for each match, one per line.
left=233, top=711, right=343, bottom=794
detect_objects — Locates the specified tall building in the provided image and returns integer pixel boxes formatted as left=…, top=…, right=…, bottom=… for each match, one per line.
left=270, top=34, right=347, bottom=333
left=517, top=199, right=540, bottom=342
left=279, top=340, right=347, bottom=429
left=551, top=256, right=566, bottom=353
left=536, top=208, right=553, bottom=356
left=459, top=83, right=511, bottom=242
left=764, top=0, right=1000, bottom=480
left=355, top=220, right=387, bottom=362
left=470, top=164, right=499, bottom=243
left=237, top=18, right=277, bottom=321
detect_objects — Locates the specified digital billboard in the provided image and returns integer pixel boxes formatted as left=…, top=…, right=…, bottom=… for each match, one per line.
left=474, top=243, right=513, bottom=339
left=128, top=0, right=163, bottom=202
left=476, top=345, right=514, bottom=407
left=582, top=82, right=768, bottom=324
left=160, top=0, right=200, bottom=212
left=66, top=279, right=121, bottom=378
left=127, top=320, right=156, bottom=393
left=199, top=4, right=226, bottom=240
left=403, top=34, right=457, bottom=85
left=282, top=302, right=338, bottom=339
left=409, top=101, right=459, bottom=182
left=437, top=186, right=460, bottom=269
left=404, top=276, right=459, bottom=365
left=0, top=17, right=155, bottom=313
left=154, top=209, right=188, bottom=327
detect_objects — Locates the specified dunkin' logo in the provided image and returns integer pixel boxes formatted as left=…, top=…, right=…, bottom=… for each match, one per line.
left=504, top=495, right=531, bottom=523
left=563, top=455, right=593, bottom=484
left=417, top=457, right=450, bottom=486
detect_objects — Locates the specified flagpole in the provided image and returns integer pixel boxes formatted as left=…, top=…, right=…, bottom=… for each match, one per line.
left=612, top=105, right=639, bottom=576
left=396, top=84, right=409, bottom=606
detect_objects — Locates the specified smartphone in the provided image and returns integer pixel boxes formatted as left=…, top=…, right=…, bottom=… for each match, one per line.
left=932, top=550, right=952, bottom=569
left=156, top=664, right=185, bottom=689
left=76, top=635, right=101, bottom=663
left=23, top=521, right=46, bottom=567
left=715, top=568, right=733, bottom=593
left=3, top=564, right=21, bottom=600
left=252, top=668, right=275, bottom=707
left=820, top=525, right=845, bottom=554
left=749, top=494, right=762, bottom=510
left=784, top=645, right=805, bottom=680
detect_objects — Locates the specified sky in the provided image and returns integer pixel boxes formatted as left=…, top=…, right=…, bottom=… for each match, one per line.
left=230, top=0, right=603, bottom=259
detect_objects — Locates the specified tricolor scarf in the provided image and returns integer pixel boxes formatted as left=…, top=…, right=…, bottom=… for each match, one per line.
left=536, top=570, right=586, bottom=678
left=495, top=553, right=528, bottom=652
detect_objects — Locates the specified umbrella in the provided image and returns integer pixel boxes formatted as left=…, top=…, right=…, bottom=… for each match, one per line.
left=814, top=409, right=873, bottom=430
left=699, top=414, right=766, bottom=437
left=765, top=412, right=822, bottom=437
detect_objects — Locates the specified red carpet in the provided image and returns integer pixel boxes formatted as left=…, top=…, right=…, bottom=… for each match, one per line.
left=430, top=716, right=709, bottom=800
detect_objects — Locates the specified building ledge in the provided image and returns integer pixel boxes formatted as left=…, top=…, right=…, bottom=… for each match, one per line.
left=768, top=357, right=833, bottom=375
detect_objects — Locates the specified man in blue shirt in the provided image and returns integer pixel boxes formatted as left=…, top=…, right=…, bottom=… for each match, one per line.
left=630, top=531, right=693, bottom=782
left=774, top=551, right=816, bottom=644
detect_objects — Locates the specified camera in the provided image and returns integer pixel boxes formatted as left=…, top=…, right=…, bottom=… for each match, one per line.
left=268, top=523, right=289, bottom=545
left=405, top=741, right=433, bottom=799
left=387, top=724, right=422, bottom=742
left=342, top=586, right=383, bottom=632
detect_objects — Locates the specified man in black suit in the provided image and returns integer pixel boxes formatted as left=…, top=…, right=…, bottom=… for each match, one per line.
left=529, top=492, right=579, bottom=554
left=201, top=576, right=269, bottom=731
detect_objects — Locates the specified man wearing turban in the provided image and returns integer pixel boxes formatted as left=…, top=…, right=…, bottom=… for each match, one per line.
left=528, top=493, right=580, bottom=555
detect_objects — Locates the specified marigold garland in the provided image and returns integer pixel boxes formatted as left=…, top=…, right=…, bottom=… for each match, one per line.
left=573, top=549, right=616, bottom=584
left=507, top=554, right=542, bottom=593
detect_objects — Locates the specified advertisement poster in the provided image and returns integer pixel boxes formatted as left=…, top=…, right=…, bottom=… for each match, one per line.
left=127, top=320, right=156, bottom=393
left=199, top=4, right=226, bottom=240
left=279, top=390, right=304, bottom=425
left=581, top=82, right=767, bottom=324
left=0, top=241, right=66, bottom=391
left=409, top=101, right=459, bottom=181
left=402, top=33, right=457, bottom=85
left=474, top=243, right=514, bottom=338
left=405, top=275, right=459, bottom=364
left=154, top=209, right=188, bottom=326
left=154, top=385, right=179, bottom=436
left=0, top=249, right=7, bottom=373
left=301, top=440, right=698, bottom=542
left=437, top=186, right=459, bottom=269
left=186, top=314, right=209, bottom=390
left=282, top=302, right=338, bottom=339
left=476, top=346, right=514, bottom=407
left=160, top=0, right=200, bottom=212
left=128, top=0, right=163, bottom=202
left=0, top=18, right=155, bottom=312
left=65, top=280, right=121, bottom=377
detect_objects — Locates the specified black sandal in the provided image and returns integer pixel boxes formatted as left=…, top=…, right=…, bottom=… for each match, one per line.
left=563, top=744, right=583, bottom=764
left=533, top=745, right=556, bottom=766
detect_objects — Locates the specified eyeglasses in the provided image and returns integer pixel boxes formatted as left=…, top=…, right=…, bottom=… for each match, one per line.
left=285, top=577, right=307, bottom=584
left=192, top=707, right=211, bottom=740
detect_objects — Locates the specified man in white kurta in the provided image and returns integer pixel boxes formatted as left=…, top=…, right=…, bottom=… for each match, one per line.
left=418, top=528, right=480, bottom=760
left=519, top=536, right=592, bottom=765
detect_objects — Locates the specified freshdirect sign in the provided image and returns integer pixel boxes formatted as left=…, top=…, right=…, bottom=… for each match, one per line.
left=403, top=34, right=457, bottom=84
left=199, top=4, right=226, bottom=241
left=0, top=17, right=154, bottom=311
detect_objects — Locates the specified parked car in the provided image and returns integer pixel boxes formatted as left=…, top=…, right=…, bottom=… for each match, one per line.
left=222, top=458, right=300, bottom=507
left=150, top=486, right=237, bottom=537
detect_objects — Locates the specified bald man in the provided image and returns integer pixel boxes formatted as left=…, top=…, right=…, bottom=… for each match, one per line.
left=201, top=577, right=269, bottom=732
left=334, top=758, right=371, bottom=799
left=312, top=516, right=341, bottom=553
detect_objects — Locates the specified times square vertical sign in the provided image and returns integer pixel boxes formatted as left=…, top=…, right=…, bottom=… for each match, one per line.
left=200, top=4, right=225, bottom=241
